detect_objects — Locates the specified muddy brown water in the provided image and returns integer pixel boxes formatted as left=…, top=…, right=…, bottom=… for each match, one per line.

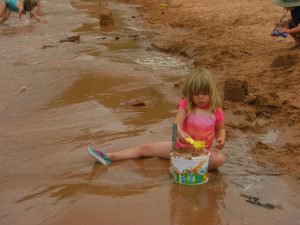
left=0, top=1, right=299, bottom=225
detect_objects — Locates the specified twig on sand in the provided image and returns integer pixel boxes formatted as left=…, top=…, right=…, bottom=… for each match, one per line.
left=240, top=194, right=282, bottom=209
left=246, top=169, right=284, bottom=176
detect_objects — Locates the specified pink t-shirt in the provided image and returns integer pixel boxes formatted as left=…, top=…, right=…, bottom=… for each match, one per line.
left=176, top=99, right=224, bottom=150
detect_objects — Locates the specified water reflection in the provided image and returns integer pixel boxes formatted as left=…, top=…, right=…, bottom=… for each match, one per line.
left=0, top=23, right=35, bottom=36
left=15, top=159, right=169, bottom=204
left=169, top=173, right=227, bottom=225
left=15, top=182, right=153, bottom=204
left=48, top=74, right=174, bottom=125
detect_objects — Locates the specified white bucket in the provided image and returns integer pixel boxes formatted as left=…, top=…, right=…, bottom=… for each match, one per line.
left=170, top=151, right=210, bottom=185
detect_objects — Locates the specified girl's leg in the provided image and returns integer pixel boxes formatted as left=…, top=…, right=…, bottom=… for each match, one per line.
left=107, top=142, right=172, bottom=162
left=208, top=150, right=225, bottom=171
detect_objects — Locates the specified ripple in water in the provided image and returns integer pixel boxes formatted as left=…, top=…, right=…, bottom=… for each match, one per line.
left=134, top=55, right=189, bottom=71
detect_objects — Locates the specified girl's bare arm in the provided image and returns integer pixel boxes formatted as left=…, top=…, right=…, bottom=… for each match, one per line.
left=279, top=23, right=300, bottom=34
left=215, top=122, right=226, bottom=149
left=175, top=108, right=190, bottom=143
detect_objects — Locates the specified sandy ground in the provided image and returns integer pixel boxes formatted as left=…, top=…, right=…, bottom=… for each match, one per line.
left=116, top=0, right=300, bottom=179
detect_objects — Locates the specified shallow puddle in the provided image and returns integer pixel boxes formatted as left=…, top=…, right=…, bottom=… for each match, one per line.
left=258, top=129, right=280, bottom=144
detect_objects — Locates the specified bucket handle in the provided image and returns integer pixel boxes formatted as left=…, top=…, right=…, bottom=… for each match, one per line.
left=172, top=123, right=177, bottom=152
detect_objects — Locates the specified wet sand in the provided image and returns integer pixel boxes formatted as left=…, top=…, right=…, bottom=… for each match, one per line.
left=0, top=0, right=299, bottom=225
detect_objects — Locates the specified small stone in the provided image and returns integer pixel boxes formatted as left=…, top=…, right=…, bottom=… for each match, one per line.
left=122, top=99, right=146, bottom=107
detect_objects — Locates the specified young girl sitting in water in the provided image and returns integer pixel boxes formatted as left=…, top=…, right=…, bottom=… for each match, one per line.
left=88, top=68, right=226, bottom=171
left=0, top=0, right=44, bottom=24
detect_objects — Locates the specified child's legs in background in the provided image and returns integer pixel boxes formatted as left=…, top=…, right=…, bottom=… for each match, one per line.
left=0, top=1, right=10, bottom=24
left=0, top=0, right=6, bottom=19
left=107, top=141, right=172, bottom=162
left=208, top=150, right=225, bottom=171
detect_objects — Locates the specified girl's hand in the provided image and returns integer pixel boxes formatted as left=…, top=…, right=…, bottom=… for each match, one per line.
left=177, top=130, right=190, bottom=144
left=215, top=123, right=226, bottom=150
left=216, top=136, right=225, bottom=150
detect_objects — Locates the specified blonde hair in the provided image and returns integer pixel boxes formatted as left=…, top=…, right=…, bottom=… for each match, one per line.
left=23, top=0, right=39, bottom=13
left=181, top=68, right=223, bottom=113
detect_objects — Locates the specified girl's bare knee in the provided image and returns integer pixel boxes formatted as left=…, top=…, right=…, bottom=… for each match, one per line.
left=217, top=153, right=225, bottom=166
left=139, top=143, right=152, bottom=157
left=209, top=151, right=225, bottom=171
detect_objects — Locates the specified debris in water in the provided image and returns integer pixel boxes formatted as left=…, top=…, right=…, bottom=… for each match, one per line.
left=59, top=35, right=80, bottom=43
left=121, top=99, right=146, bottom=107
left=17, top=86, right=27, bottom=94
left=241, top=194, right=282, bottom=209
left=42, top=45, right=55, bottom=49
